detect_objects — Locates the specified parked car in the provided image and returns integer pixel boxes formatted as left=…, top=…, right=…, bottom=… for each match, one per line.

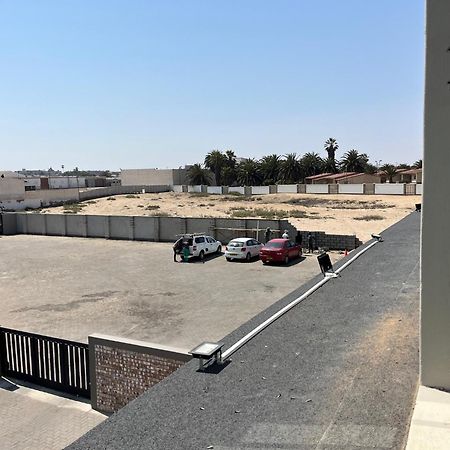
left=178, top=234, right=222, bottom=260
left=224, top=238, right=263, bottom=262
left=259, top=239, right=302, bottom=265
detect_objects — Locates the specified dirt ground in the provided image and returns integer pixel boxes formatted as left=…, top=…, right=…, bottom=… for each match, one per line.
left=41, top=192, right=420, bottom=242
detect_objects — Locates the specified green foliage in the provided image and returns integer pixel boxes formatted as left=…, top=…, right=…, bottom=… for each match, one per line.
left=412, top=159, right=422, bottom=169
left=339, top=150, right=369, bottom=173
left=279, top=153, right=302, bottom=183
left=237, top=159, right=262, bottom=186
left=324, top=138, right=339, bottom=160
left=187, top=164, right=212, bottom=185
left=259, top=154, right=281, bottom=185
left=125, top=194, right=140, bottom=199
left=300, top=152, right=323, bottom=179
left=380, top=164, right=398, bottom=183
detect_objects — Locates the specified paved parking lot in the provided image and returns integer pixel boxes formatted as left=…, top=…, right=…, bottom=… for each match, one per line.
left=1, top=235, right=340, bottom=350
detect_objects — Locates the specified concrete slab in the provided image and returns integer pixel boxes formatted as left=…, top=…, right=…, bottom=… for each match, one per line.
left=0, top=235, right=339, bottom=350
left=406, top=386, right=450, bottom=450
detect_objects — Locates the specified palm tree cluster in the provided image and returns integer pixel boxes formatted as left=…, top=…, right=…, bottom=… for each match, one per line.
left=187, top=139, right=421, bottom=186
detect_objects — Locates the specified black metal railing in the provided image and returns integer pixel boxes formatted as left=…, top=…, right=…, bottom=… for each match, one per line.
left=0, top=327, right=90, bottom=398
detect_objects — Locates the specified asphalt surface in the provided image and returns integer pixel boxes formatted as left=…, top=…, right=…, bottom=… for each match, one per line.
left=69, top=213, right=420, bottom=450
left=0, top=236, right=337, bottom=350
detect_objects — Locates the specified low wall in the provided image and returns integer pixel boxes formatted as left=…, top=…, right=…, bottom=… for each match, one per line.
left=207, top=186, right=225, bottom=195
left=374, top=183, right=405, bottom=195
left=187, top=185, right=206, bottom=193
left=1, top=213, right=362, bottom=250
left=416, top=184, right=423, bottom=195
left=306, top=184, right=329, bottom=194
left=89, top=334, right=190, bottom=414
left=338, top=184, right=364, bottom=194
left=79, top=185, right=169, bottom=201
left=277, top=184, right=299, bottom=193
left=228, top=186, right=247, bottom=195
left=172, top=185, right=187, bottom=193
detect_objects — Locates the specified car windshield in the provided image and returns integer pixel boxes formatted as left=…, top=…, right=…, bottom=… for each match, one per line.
left=228, top=241, right=244, bottom=247
left=265, top=242, right=284, bottom=248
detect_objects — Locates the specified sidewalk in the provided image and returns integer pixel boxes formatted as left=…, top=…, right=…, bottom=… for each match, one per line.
left=0, top=378, right=105, bottom=450
left=406, top=386, right=450, bottom=450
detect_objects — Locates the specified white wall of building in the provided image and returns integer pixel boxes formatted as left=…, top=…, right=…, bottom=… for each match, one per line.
left=421, top=0, right=450, bottom=390
left=0, top=177, right=25, bottom=200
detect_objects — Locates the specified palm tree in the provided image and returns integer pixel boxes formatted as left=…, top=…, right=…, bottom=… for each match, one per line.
left=380, top=164, right=398, bottom=183
left=187, top=164, right=212, bottom=185
left=412, top=159, right=423, bottom=169
left=364, top=163, right=378, bottom=175
left=260, top=154, right=281, bottom=185
left=397, top=163, right=411, bottom=170
left=279, top=153, right=302, bottom=184
left=237, top=159, right=262, bottom=186
left=300, top=152, right=323, bottom=179
left=339, top=150, right=369, bottom=173
left=220, top=150, right=238, bottom=185
left=322, top=157, right=338, bottom=174
left=204, top=150, right=226, bottom=185
left=324, top=138, right=339, bottom=160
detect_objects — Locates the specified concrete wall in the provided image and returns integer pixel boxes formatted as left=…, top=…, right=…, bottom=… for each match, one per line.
left=172, top=185, right=187, bottom=193
left=306, top=184, right=329, bottom=194
left=206, top=186, right=224, bottom=195
left=277, top=184, right=299, bottom=193
left=338, top=184, right=364, bottom=194
left=416, top=184, right=423, bottom=195
left=251, top=186, right=271, bottom=195
left=228, top=186, right=245, bottom=195
left=25, top=188, right=80, bottom=203
left=121, top=169, right=188, bottom=186
left=421, top=0, right=450, bottom=390
left=89, top=334, right=190, bottom=414
left=0, top=177, right=25, bottom=201
left=3, top=213, right=362, bottom=250
left=374, top=184, right=405, bottom=195
left=48, top=177, right=85, bottom=189
left=0, top=199, right=42, bottom=211
left=187, top=185, right=205, bottom=193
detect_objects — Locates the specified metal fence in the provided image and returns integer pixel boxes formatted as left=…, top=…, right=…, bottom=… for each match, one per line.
left=0, top=327, right=90, bottom=398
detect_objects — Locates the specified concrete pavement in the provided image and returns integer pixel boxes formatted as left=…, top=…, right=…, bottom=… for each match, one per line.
left=0, top=378, right=105, bottom=450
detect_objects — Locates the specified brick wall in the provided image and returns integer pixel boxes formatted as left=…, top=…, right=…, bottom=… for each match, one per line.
left=89, top=334, right=191, bottom=414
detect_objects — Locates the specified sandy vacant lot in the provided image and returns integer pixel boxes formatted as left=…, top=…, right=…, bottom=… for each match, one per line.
left=41, top=192, right=420, bottom=242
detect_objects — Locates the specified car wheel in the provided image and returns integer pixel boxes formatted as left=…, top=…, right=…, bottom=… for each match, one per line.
left=226, top=257, right=232, bottom=262
left=298, top=250, right=302, bottom=258
left=199, top=250, right=205, bottom=261
left=284, top=255, right=289, bottom=265
left=246, top=252, right=251, bottom=262
left=217, top=245, right=222, bottom=254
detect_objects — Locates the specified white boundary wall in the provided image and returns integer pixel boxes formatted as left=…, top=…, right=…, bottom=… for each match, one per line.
left=338, top=184, right=364, bottom=194
left=277, top=184, right=299, bottom=193
left=207, top=186, right=223, bottom=194
left=187, top=185, right=203, bottom=193
left=251, top=186, right=270, bottom=195
left=306, top=184, right=329, bottom=194
left=374, top=184, right=405, bottom=195
left=228, top=187, right=246, bottom=195
left=416, top=184, right=423, bottom=195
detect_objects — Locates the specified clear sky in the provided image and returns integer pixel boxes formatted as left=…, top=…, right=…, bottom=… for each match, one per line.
left=1, top=0, right=424, bottom=171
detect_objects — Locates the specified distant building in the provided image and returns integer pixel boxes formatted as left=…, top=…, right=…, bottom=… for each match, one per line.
left=120, top=168, right=189, bottom=186
left=305, top=172, right=382, bottom=184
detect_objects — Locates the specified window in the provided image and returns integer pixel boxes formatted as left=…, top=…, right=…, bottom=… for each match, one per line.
left=246, top=240, right=253, bottom=246
left=195, top=237, right=205, bottom=243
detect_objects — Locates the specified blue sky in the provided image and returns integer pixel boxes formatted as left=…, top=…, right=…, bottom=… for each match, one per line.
left=0, top=1, right=424, bottom=171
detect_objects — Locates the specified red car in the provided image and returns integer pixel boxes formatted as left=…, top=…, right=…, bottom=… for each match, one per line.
left=260, top=239, right=302, bottom=265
